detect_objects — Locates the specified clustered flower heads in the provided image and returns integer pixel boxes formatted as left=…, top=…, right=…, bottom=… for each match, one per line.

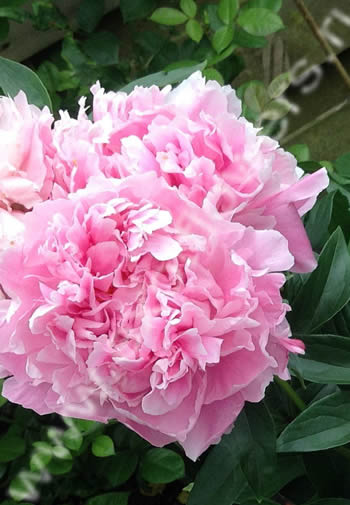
left=0, top=73, right=328, bottom=460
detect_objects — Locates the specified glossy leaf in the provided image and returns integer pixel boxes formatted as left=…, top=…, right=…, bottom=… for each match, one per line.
left=106, top=451, right=138, bottom=487
left=218, top=0, right=239, bottom=24
left=180, top=0, right=197, bottom=18
left=305, top=192, right=335, bottom=251
left=289, top=228, right=350, bottom=332
left=277, top=391, right=350, bottom=453
left=290, top=334, right=350, bottom=384
left=140, top=448, right=185, bottom=484
left=150, top=7, right=187, bottom=26
left=237, top=8, right=284, bottom=36
left=0, top=56, right=52, bottom=110
left=120, top=61, right=206, bottom=93
left=92, top=435, right=115, bottom=458
left=212, top=25, right=234, bottom=53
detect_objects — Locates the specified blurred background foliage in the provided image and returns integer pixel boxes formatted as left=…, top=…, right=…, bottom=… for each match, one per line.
left=0, top=1, right=350, bottom=504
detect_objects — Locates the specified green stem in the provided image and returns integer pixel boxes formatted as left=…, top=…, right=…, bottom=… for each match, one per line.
left=274, top=376, right=306, bottom=411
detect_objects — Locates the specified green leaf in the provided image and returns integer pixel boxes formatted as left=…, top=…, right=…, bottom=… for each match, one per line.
left=30, top=442, right=52, bottom=471
left=305, top=191, right=335, bottom=251
left=244, top=81, right=268, bottom=113
left=186, top=19, right=203, bottom=43
left=206, top=4, right=224, bottom=31
left=237, top=8, right=284, bottom=36
left=120, top=0, right=156, bottom=22
left=77, top=0, right=105, bottom=33
left=47, top=458, right=72, bottom=475
left=189, top=403, right=276, bottom=505
left=150, top=7, right=187, bottom=25
left=0, top=434, right=26, bottom=463
left=335, top=152, right=350, bottom=178
left=241, top=0, right=282, bottom=12
left=120, top=61, right=206, bottom=93
left=83, top=31, right=119, bottom=65
left=268, top=72, right=291, bottom=99
left=290, top=334, right=350, bottom=384
left=92, top=435, right=115, bottom=458
left=212, top=25, right=234, bottom=54
left=217, top=0, right=239, bottom=24
left=180, top=0, right=197, bottom=18
left=238, top=403, right=276, bottom=499
left=203, top=68, right=225, bottom=85
left=0, top=56, right=52, bottom=110
left=277, top=391, right=350, bottom=453
left=106, top=451, right=138, bottom=487
left=261, top=99, right=290, bottom=120
left=287, top=143, right=310, bottom=163
left=86, top=492, right=129, bottom=505
left=289, top=228, right=350, bottom=333
left=140, top=448, right=185, bottom=484
left=232, top=26, right=267, bottom=48
left=63, top=428, right=83, bottom=451
left=61, top=36, right=87, bottom=70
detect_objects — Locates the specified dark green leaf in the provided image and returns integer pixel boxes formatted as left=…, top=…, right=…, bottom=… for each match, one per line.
left=305, top=192, right=335, bottom=251
left=232, top=27, right=267, bottom=48
left=289, top=229, right=350, bottom=332
left=206, top=4, right=224, bottom=31
left=237, top=8, right=284, bottom=36
left=277, top=391, right=350, bottom=452
left=238, top=403, right=276, bottom=499
left=120, top=0, right=156, bottom=22
left=106, top=451, right=138, bottom=487
left=120, top=61, right=206, bottom=93
left=180, top=0, right=197, bottom=18
left=290, top=334, right=350, bottom=384
left=298, top=160, right=323, bottom=173
left=30, top=442, right=52, bottom=471
left=77, top=0, right=105, bottom=33
left=61, top=36, right=87, bottom=70
left=0, top=56, right=52, bottom=110
left=0, top=434, right=26, bottom=463
left=186, top=19, right=203, bottom=43
left=140, top=448, right=185, bottom=484
left=150, top=7, right=187, bottom=26
left=335, top=153, right=350, bottom=178
left=86, top=492, right=129, bottom=505
left=218, top=0, right=239, bottom=24
left=0, top=18, right=9, bottom=41
left=92, top=435, right=115, bottom=458
left=47, top=458, right=72, bottom=475
left=83, top=31, right=119, bottom=65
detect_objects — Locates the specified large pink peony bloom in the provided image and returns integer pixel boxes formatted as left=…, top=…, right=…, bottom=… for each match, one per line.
left=0, top=73, right=328, bottom=459
left=52, top=73, right=328, bottom=272
left=1, top=172, right=303, bottom=460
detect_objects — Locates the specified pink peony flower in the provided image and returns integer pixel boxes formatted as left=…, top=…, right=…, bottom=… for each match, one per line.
left=0, top=172, right=305, bottom=460
left=52, top=73, right=328, bottom=272
left=0, top=91, right=53, bottom=209
left=0, top=73, right=327, bottom=460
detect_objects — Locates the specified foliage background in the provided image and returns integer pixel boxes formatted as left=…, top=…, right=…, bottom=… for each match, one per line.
left=0, top=0, right=350, bottom=504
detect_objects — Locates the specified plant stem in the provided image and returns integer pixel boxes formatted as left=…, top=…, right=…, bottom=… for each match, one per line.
left=274, top=376, right=306, bottom=411
left=293, top=0, right=350, bottom=90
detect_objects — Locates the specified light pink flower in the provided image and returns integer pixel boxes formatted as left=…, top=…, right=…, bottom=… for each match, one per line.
left=0, top=173, right=303, bottom=460
left=0, top=92, right=53, bottom=209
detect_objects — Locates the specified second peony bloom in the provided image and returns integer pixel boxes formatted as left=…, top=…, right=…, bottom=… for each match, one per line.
left=0, top=72, right=328, bottom=460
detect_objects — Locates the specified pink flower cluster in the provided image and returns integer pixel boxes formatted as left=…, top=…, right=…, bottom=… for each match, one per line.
left=0, top=73, right=328, bottom=460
